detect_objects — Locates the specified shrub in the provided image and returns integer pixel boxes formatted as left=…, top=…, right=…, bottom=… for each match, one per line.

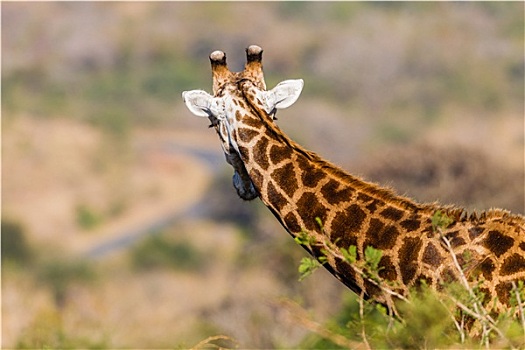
left=37, top=258, right=96, bottom=308
left=75, top=204, right=103, bottom=230
left=130, top=233, right=204, bottom=272
left=1, top=219, right=32, bottom=266
left=295, top=217, right=525, bottom=349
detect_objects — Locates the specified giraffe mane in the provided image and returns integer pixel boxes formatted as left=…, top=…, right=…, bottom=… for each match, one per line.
left=245, top=93, right=524, bottom=227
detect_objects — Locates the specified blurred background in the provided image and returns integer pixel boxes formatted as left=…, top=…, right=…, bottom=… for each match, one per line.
left=2, top=2, right=524, bottom=348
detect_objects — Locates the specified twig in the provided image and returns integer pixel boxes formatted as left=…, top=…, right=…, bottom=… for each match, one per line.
left=191, top=335, right=238, bottom=350
left=436, top=297, right=465, bottom=343
left=317, top=235, right=410, bottom=305
left=277, top=298, right=367, bottom=349
left=359, top=290, right=372, bottom=350
left=301, top=224, right=409, bottom=308
left=438, top=228, right=493, bottom=346
left=512, top=281, right=525, bottom=345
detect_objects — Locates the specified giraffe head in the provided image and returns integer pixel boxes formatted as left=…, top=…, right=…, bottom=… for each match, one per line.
left=182, top=45, right=304, bottom=200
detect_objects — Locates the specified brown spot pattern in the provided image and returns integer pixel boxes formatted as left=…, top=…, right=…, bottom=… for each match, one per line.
left=468, top=226, right=484, bottom=240
left=267, top=181, right=287, bottom=212
left=365, top=218, right=400, bottom=250
left=335, top=257, right=361, bottom=294
left=208, top=74, right=525, bottom=322
left=495, top=283, right=512, bottom=306
left=297, top=156, right=325, bottom=188
left=365, top=200, right=381, bottom=214
left=363, top=279, right=382, bottom=299
left=271, top=163, right=298, bottom=198
left=253, top=137, right=270, bottom=170
left=249, top=168, right=263, bottom=189
left=269, top=144, right=293, bottom=164
left=243, top=117, right=262, bottom=128
left=379, top=207, right=405, bottom=221
left=378, top=255, right=397, bottom=281
left=445, top=231, right=466, bottom=248
left=284, top=212, right=301, bottom=233
left=441, top=267, right=457, bottom=284
left=331, top=204, right=366, bottom=248
left=357, top=193, right=373, bottom=203
left=296, top=192, right=328, bottom=231
left=399, top=237, right=423, bottom=284
left=238, top=128, right=259, bottom=143
left=479, top=258, right=495, bottom=281
left=422, top=243, right=443, bottom=267
left=237, top=145, right=250, bottom=159
left=400, top=218, right=420, bottom=232
left=321, top=179, right=354, bottom=204
left=484, top=230, right=515, bottom=257
left=500, top=254, right=525, bottom=276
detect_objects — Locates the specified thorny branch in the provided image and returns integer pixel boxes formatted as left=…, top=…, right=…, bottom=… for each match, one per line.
left=438, top=227, right=512, bottom=347
left=277, top=298, right=367, bottom=349
left=512, top=281, right=525, bottom=345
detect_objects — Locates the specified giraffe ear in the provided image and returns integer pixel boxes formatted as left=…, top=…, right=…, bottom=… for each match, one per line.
left=268, top=79, right=304, bottom=110
left=182, top=90, right=215, bottom=117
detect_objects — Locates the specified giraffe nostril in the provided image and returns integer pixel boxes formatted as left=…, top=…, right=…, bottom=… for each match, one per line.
left=210, top=50, right=226, bottom=64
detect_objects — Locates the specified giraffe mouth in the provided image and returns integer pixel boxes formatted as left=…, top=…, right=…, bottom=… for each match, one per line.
left=225, top=150, right=259, bottom=201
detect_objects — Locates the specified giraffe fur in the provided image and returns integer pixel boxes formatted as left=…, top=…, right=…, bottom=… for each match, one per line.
left=183, top=45, right=525, bottom=327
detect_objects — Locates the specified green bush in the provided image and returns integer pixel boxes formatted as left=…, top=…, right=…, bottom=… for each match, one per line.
left=15, top=308, right=108, bottom=349
left=130, top=233, right=204, bottom=272
left=1, top=219, right=32, bottom=266
left=301, top=282, right=525, bottom=349
left=295, top=220, right=525, bottom=349
left=37, top=259, right=96, bottom=308
left=75, top=204, right=103, bottom=230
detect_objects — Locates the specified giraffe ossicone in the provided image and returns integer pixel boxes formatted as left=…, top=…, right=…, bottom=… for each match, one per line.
left=182, top=45, right=525, bottom=331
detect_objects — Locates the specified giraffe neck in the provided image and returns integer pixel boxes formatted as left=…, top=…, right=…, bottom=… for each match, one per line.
left=182, top=45, right=525, bottom=330
left=235, top=111, right=428, bottom=239
left=232, top=106, right=525, bottom=314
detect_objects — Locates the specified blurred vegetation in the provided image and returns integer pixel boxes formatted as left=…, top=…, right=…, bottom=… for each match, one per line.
left=130, top=231, right=205, bottom=272
left=1, top=219, right=33, bottom=266
left=301, top=284, right=525, bottom=349
left=15, top=308, right=109, bottom=350
left=297, top=240, right=525, bottom=349
left=357, top=142, right=525, bottom=214
left=37, top=258, right=96, bottom=308
left=2, top=1, right=523, bottom=348
left=2, top=38, right=208, bottom=128
left=75, top=204, right=103, bottom=230
left=3, top=2, right=523, bottom=127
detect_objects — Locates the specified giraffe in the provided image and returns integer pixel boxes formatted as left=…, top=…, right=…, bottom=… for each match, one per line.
left=182, top=45, right=525, bottom=326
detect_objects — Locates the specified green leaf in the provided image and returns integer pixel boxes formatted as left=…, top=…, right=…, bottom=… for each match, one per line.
left=315, top=217, right=324, bottom=229
left=431, top=210, right=454, bottom=232
left=298, top=257, right=321, bottom=281
left=364, top=246, right=382, bottom=272
left=294, top=230, right=312, bottom=246
left=376, top=303, right=387, bottom=315
left=341, top=245, right=357, bottom=264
